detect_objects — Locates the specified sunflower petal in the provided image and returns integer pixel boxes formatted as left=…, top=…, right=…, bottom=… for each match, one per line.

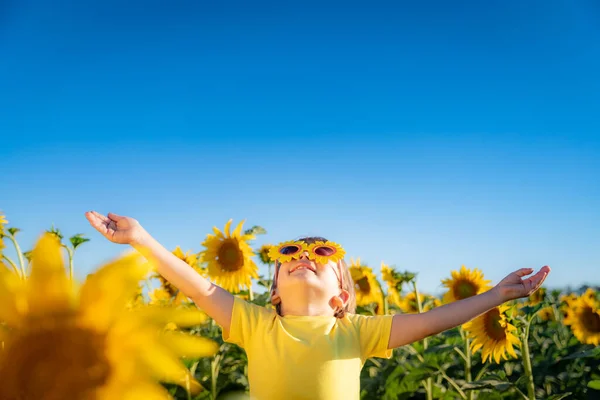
left=0, top=264, right=24, bottom=326
left=162, top=331, right=219, bottom=358
left=133, top=307, right=210, bottom=327
left=137, top=340, right=203, bottom=394
left=232, top=220, right=244, bottom=237
left=120, top=381, right=172, bottom=400
left=79, top=251, right=151, bottom=330
left=27, top=233, right=73, bottom=314
left=224, top=219, right=232, bottom=237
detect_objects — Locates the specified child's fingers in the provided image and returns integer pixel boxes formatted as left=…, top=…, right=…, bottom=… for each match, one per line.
left=85, top=212, right=109, bottom=234
left=91, top=211, right=110, bottom=223
left=513, top=268, right=534, bottom=277
left=525, top=269, right=549, bottom=293
left=107, top=212, right=125, bottom=221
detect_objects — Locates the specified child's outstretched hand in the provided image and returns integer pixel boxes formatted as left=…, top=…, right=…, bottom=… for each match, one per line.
left=85, top=211, right=144, bottom=245
left=494, top=266, right=551, bottom=301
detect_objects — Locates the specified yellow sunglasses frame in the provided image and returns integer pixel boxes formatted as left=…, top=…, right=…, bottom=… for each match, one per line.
left=268, top=240, right=346, bottom=265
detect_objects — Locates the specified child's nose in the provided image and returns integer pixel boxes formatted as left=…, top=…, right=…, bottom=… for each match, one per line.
left=299, top=251, right=310, bottom=260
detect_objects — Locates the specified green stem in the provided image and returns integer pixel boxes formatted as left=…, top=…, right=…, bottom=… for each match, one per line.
left=474, top=363, right=489, bottom=381
left=514, top=386, right=530, bottom=400
left=248, top=284, right=254, bottom=301
left=440, top=370, right=467, bottom=400
left=2, top=255, right=21, bottom=278
left=465, top=336, right=474, bottom=400
left=188, top=361, right=200, bottom=400
left=65, top=246, right=74, bottom=281
left=521, top=321, right=536, bottom=400
left=412, top=281, right=433, bottom=400
left=375, top=278, right=387, bottom=315
left=211, top=354, right=221, bottom=400
left=8, top=235, right=26, bottom=278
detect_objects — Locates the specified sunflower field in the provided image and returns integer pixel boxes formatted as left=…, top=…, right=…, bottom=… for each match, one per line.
left=0, top=213, right=599, bottom=400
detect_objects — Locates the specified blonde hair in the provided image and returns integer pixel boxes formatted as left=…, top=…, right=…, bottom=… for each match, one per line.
left=269, top=237, right=356, bottom=318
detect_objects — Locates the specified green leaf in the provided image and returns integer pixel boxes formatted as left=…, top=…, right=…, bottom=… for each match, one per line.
left=588, top=380, right=600, bottom=390
left=547, top=393, right=573, bottom=400
left=461, top=379, right=512, bottom=392
left=561, top=347, right=600, bottom=360
left=22, top=250, right=32, bottom=263
left=69, top=234, right=90, bottom=249
left=7, top=227, right=20, bottom=236
left=244, top=226, right=267, bottom=236
left=424, top=343, right=454, bottom=354
left=46, top=225, right=63, bottom=240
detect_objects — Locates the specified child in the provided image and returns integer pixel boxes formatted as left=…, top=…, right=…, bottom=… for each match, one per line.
left=85, top=211, right=550, bottom=400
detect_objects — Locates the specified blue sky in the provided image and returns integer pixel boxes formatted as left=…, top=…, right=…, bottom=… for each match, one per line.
left=1, top=1, right=599, bottom=295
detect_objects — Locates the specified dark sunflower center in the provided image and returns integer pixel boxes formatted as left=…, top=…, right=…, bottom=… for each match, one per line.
left=259, top=248, right=271, bottom=264
left=484, top=309, right=507, bottom=341
left=356, top=277, right=371, bottom=293
left=408, top=299, right=419, bottom=313
left=453, top=280, right=478, bottom=300
left=217, top=240, right=244, bottom=272
left=0, top=320, right=110, bottom=400
left=580, top=307, right=600, bottom=333
left=159, top=276, right=178, bottom=297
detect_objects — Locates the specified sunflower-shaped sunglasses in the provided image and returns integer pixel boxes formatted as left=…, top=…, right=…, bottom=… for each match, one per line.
left=268, top=240, right=346, bottom=265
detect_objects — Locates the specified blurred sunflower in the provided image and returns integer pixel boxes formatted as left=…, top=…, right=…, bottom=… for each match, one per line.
left=463, top=305, right=520, bottom=364
left=381, top=263, right=402, bottom=291
left=441, top=265, right=492, bottom=303
left=386, top=288, right=402, bottom=309
left=258, top=244, right=273, bottom=265
left=200, top=220, right=258, bottom=293
left=563, top=290, right=600, bottom=346
left=538, top=306, right=555, bottom=321
left=127, top=285, right=146, bottom=309
left=349, top=258, right=383, bottom=313
left=0, top=233, right=218, bottom=400
left=397, top=292, right=441, bottom=314
left=560, top=293, right=578, bottom=319
left=528, top=287, right=546, bottom=305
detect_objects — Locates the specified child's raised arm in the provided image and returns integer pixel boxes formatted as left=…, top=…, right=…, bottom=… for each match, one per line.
left=85, top=211, right=234, bottom=334
left=387, top=266, right=551, bottom=349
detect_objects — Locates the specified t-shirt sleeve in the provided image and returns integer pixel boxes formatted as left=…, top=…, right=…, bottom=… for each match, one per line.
left=221, top=296, right=275, bottom=349
left=351, top=313, right=394, bottom=360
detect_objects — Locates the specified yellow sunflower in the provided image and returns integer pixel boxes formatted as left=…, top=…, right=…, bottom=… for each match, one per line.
left=381, top=263, right=402, bottom=291
left=268, top=240, right=303, bottom=264
left=155, top=246, right=201, bottom=305
left=463, top=305, right=520, bottom=364
left=538, top=306, right=555, bottom=321
left=441, top=265, right=492, bottom=303
left=396, top=292, right=441, bottom=314
left=127, top=285, right=146, bottom=309
left=200, top=219, right=258, bottom=293
left=0, top=233, right=218, bottom=400
left=258, top=244, right=274, bottom=265
left=563, top=292, right=600, bottom=346
left=386, top=287, right=403, bottom=309
left=349, top=258, right=384, bottom=313
left=308, top=241, right=345, bottom=265
left=527, top=287, right=546, bottom=305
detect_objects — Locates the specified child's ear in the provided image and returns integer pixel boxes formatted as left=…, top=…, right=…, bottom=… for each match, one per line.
left=338, top=289, right=350, bottom=306
left=329, top=289, right=350, bottom=311
left=270, top=288, right=281, bottom=305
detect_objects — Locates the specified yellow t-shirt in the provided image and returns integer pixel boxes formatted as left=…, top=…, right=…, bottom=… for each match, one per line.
left=223, top=297, right=394, bottom=400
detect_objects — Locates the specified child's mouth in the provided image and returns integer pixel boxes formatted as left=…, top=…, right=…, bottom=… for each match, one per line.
left=290, top=264, right=316, bottom=274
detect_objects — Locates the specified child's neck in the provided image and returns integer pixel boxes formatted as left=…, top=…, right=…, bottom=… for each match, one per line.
left=279, top=299, right=335, bottom=317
